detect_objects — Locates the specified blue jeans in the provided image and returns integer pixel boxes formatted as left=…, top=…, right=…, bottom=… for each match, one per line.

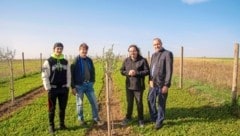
left=75, top=82, right=99, bottom=121
left=148, top=87, right=168, bottom=125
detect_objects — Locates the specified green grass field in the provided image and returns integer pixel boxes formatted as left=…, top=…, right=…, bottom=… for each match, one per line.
left=1, top=59, right=240, bottom=135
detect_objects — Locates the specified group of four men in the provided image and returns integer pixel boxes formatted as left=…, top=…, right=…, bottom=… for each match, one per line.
left=41, top=38, right=173, bottom=134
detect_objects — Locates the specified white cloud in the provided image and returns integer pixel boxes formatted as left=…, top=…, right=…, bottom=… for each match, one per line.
left=181, top=0, right=209, bottom=5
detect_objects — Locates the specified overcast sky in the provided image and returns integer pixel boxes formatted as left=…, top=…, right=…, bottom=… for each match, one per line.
left=0, top=0, right=239, bottom=59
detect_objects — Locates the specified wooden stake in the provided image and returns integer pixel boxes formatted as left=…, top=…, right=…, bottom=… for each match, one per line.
left=232, top=43, right=239, bottom=105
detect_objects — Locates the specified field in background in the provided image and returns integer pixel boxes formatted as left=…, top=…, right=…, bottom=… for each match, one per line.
left=173, top=57, right=238, bottom=90
left=0, top=59, right=42, bottom=83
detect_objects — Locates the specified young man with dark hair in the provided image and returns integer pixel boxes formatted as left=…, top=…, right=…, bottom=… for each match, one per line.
left=42, top=42, right=71, bottom=133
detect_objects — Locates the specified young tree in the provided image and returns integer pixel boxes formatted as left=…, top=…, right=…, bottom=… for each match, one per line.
left=0, top=47, right=16, bottom=103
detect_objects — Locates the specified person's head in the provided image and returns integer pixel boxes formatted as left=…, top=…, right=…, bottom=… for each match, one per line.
left=79, top=43, right=89, bottom=58
left=153, top=38, right=162, bottom=52
left=128, top=44, right=141, bottom=59
left=53, top=42, right=64, bottom=56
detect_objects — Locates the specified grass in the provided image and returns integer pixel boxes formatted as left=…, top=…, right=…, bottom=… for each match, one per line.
left=1, top=59, right=240, bottom=135
left=0, top=73, right=42, bottom=103
left=113, top=60, right=240, bottom=136
left=0, top=59, right=42, bottom=82
left=0, top=62, right=104, bottom=136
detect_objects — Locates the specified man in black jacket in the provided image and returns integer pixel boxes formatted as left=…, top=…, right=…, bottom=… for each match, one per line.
left=120, top=44, right=150, bottom=127
left=148, top=38, right=173, bottom=130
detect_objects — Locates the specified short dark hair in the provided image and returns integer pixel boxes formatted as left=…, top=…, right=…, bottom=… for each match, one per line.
left=79, top=43, right=89, bottom=50
left=53, top=42, right=64, bottom=49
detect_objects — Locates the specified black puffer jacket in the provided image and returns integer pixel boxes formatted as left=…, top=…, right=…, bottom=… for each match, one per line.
left=120, top=55, right=150, bottom=90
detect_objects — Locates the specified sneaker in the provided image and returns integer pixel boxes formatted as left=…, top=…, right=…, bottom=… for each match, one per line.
left=155, top=123, right=163, bottom=130
left=121, top=118, right=131, bottom=126
left=139, top=120, right=144, bottom=127
left=79, top=120, right=87, bottom=126
left=59, top=124, right=67, bottom=130
left=49, top=126, right=55, bottom=134
left=93, top=119, right=104, bottom=126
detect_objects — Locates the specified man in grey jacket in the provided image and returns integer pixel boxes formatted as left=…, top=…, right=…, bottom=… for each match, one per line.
left=148, top=38, right=173, bottom=130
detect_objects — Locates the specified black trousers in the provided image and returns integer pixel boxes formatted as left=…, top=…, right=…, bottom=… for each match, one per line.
left=48, top=87, right=69, bottom=127
left=125, top=89, right=144, bottom=121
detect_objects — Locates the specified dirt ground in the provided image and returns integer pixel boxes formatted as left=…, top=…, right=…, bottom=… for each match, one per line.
left=86, top=85, right=134, bottom=136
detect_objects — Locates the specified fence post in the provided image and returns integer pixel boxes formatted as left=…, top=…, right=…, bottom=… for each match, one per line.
left=147, top=51, right=150, bottom=64
left=179, top=46, right=183, bottom=89
left=22, top=52, right=26, bottom=77
left=232, top=43, right=239, bottom=105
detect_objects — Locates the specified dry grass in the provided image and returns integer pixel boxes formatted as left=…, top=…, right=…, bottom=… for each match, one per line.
left=0, top=59, right=42, bottom=82
left=173, top=57, right=238, bottom=90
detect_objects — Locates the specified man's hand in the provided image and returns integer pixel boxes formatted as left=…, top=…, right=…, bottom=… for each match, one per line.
left=149, top=80, right=153, bottom=88
left=128, top=70, right=136, bottom=76
left=161, top=86, right=168, bottom=94
left=71, top=88, right=77, bottom=96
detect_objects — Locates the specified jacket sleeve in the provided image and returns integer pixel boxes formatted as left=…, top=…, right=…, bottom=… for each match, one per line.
left=136, top=58, right=150, bottom=77
left=41, top=60, right=51, bottom=91
left=164, top=51, right=173, bottom=87
left=120, top=59, right=128, bottom=76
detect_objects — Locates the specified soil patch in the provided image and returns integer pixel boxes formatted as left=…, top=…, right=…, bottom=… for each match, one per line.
left=86, top=82, right=134, bottom=136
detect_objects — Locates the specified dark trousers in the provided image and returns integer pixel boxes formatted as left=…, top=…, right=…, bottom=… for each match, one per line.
left=125, top=89, right=144, bottom=121
left=148, top=87, right=168, bottom=125
left=48, top=87, right=69, bottom=127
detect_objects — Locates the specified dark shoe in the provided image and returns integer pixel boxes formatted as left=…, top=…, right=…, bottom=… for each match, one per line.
left=79, top=120, right=87, bottom=126
left=49, top=126, right=55, bottom=134
left=93, top=119, right=104, bottom=126
left=121, top=118, right=131, bottom=126
left=155, top=123, right=163, bottom=130
left=139, top=120, right=144, bottom=128
left=59, top=124, right=67, bottom=130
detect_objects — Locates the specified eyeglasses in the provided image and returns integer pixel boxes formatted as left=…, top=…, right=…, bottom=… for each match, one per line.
left=129, top=50, right=137, bottom=53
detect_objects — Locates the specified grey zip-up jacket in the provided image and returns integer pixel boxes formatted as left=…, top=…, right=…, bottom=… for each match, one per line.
left=150, top=48, right=173, bottom=88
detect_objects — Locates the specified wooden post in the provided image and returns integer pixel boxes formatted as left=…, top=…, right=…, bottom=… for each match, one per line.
left=179, top=46, right=183, bottom=89
left=22, top=52, right=26, bottom=77
left=8, top=59, right=15, bottom=103
left=106, top=72, right=111, bottom=136
left=147, top=51, right=150, bottom=64
left=40, top=53, right=42, bottom=72
left=232, top=43, right=239, bottom=105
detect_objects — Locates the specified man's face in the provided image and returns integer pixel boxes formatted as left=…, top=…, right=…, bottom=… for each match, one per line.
left=54, top=47, right=63, bottom=56
left=79, top=47, right=88, bottom=58
left=128, top=47, right=138, bottom=59
left=153, top=40, right=162, bottom=52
